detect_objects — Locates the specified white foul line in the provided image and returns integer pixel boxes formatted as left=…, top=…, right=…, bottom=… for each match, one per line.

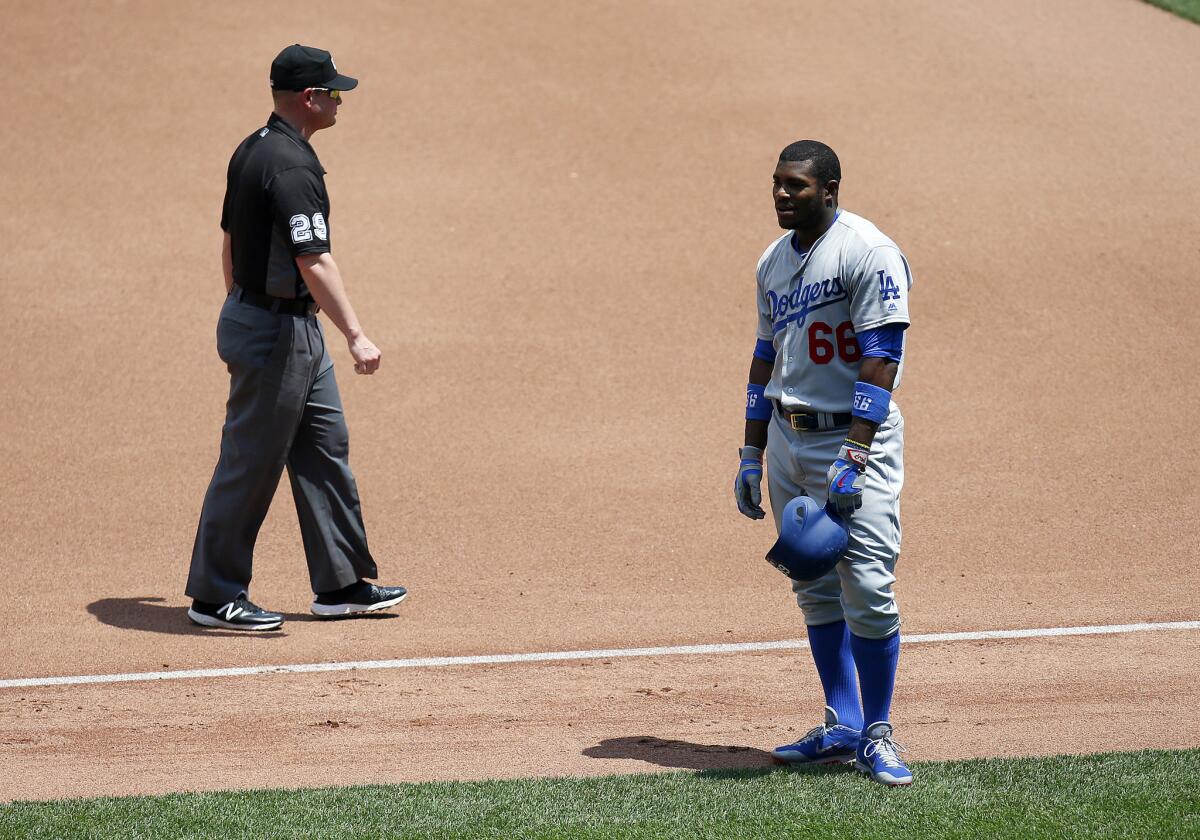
left=1, top=620, right=1197, bottom=691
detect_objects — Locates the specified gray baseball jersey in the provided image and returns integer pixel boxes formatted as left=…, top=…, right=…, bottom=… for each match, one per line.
left=755, top=210, right=913, bottom=414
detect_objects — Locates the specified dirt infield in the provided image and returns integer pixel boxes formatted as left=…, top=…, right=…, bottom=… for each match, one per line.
left=2, top=0, right=1198, bottom=802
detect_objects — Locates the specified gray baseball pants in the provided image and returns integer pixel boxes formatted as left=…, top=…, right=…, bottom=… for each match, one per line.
left=185, top=294, right=378, bottom=604
left=766, top=403, right=904, bottom=639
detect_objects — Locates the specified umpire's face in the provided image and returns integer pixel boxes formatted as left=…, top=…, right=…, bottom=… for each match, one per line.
left=305, top=87, right=343, bottom=131
left=772, top=160, right=836, bottom=231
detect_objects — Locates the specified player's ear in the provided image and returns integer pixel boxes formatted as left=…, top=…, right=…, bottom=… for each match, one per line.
left=824, top=180, right=840, bottom=207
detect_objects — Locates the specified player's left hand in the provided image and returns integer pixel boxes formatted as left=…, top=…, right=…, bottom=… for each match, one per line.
left=826, top=439, right=870, bottom=517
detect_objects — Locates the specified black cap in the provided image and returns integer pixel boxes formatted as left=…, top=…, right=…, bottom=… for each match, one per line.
left=270, top=44, right=358, bottom=92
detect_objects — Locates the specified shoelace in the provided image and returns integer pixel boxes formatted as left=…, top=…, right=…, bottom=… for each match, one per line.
left=863, top=734, right=908, bottom=768
left=797, top=723, right=829, bottom=746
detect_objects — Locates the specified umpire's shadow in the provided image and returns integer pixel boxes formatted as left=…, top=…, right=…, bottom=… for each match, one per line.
left=584, top=736, right=780, bottom=773
left=88, top=596, right=286, bottom=638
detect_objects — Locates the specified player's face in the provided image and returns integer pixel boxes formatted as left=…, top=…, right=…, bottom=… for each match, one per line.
left=772, top=161, right=834, bottom=230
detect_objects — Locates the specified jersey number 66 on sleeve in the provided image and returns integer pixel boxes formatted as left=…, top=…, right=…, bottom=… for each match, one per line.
left=808, top=321, right=861, bottom=364
left=289, top=213, right=329, bottom=244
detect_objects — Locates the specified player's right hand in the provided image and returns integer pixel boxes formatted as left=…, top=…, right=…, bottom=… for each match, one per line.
left=825, top=439, right=870, bottom=517
left=734, top=446, right=766, bottom=520
left=349, top=333, right=382, bottom=375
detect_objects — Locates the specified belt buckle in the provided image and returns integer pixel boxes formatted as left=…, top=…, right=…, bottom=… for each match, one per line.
left=789, top=412, right=817, bottom=432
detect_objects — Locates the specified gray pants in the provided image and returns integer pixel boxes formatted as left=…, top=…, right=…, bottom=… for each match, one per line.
left=186, top=295, right=378, bottom=603
left=766, top=403, right=905, bottom=639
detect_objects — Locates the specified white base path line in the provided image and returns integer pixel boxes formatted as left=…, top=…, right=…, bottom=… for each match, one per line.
left=2, top=620, right=1197, bottom=691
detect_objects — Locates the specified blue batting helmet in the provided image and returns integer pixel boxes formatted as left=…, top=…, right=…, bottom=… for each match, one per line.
left=765, top=496, right=849, bottom=581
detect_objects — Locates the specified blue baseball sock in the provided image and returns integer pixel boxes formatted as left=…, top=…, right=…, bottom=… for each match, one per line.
left=806, top=620, right=863, bottom=731
left=849, top=630, right=901, bottom=728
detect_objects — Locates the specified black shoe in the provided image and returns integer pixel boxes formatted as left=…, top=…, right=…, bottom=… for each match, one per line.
left=188, top=596, right=284, bottom=631
left=311, top=580, right=408, bottom=617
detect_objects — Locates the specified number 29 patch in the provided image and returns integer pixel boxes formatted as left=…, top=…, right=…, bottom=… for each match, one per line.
left=290, top=212, right=328, bottom=244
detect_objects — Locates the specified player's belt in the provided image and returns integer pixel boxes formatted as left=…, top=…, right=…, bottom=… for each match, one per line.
left=230, top=283, right=320, bottom=316
left=775, top=403, right=852, bottom=432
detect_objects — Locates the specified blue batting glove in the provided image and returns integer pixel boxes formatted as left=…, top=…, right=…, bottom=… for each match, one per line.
left=735, top=446, right=766, bottom=520
left=826, top=439, right=869, bottom=517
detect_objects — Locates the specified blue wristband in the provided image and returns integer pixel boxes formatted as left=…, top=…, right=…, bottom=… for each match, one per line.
left=746, top=383, right=772, bottom=421
left=852, top=381, right=890, bottom=424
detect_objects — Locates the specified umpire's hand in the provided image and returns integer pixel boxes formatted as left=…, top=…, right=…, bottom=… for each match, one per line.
left=734, top=446, right=766, bottom=520
left=349, top=333, right=382, bottom=375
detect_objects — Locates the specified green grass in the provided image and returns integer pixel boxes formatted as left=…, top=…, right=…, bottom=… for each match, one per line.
left=2, top=750, right=1198, bottom=839
left=1145, top=0, right=1200, bottom=23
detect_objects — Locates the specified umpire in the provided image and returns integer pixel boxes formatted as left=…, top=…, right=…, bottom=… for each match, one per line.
left=186, top=44, right=406, bottom=631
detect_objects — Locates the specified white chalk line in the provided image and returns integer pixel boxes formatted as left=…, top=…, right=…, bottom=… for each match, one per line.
left=1, top=620, right=1197, bottom=691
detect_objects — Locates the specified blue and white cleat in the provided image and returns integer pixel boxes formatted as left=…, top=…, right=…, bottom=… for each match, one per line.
left=855, top=721, right=913, bottom=786
left=772, top=706, right=861, bottom=766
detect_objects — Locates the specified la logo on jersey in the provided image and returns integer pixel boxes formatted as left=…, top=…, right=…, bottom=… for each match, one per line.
left=878, top=270, right=901, bottom=302
left=767, top=276, right=848, bottom=334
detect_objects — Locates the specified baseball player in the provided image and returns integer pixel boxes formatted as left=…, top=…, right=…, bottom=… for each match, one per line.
left=185, top=45, right=407, bottom=631
left=734, top=140, right=914, bottom=785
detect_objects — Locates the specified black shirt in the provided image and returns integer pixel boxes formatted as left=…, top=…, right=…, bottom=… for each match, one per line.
left=220, top=113, right=332, bottom=300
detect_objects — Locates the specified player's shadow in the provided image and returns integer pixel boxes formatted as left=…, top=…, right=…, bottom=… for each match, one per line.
left=583, top=736, right=781, bottom=773
left=87, top=597, right=287, bottom=638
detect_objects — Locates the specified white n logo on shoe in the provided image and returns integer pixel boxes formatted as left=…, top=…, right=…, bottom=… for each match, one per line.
left=220, top=604, right=243, bottom=621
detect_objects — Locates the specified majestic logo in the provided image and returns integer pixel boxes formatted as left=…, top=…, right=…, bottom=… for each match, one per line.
left=767, top=275, right=848, bottom=334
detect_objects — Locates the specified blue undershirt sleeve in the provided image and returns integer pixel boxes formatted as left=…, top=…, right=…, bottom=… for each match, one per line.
left=857, top=324, right=906, bottom=362
left=753, top=338, right=777, bottom=363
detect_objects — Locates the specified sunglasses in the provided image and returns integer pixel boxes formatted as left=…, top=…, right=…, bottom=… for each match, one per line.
left=310, top=88, right=342, bottom=101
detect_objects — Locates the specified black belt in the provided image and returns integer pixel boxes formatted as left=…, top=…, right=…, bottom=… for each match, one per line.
left=231, top=284, right=319, bottom=316
left=775, top=402, right=852, bottom=432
